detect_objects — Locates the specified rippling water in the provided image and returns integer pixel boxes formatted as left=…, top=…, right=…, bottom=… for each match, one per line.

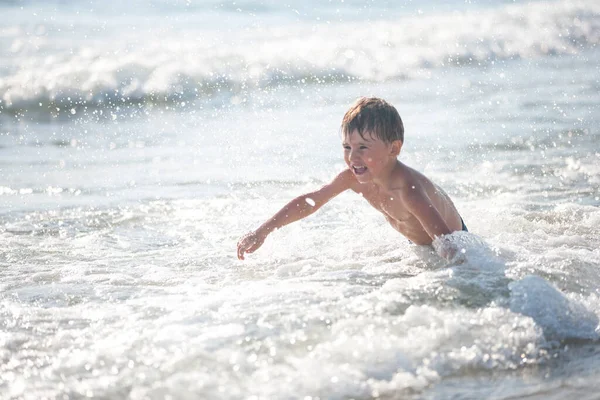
left=1, top=0, right=600, bottom=398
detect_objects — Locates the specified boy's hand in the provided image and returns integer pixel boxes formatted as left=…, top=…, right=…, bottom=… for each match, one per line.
left=237, top=231, right=266, bottom=260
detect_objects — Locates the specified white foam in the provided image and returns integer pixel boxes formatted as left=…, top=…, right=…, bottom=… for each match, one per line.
left=1, top=0, right=599, bottom=113
left=3, top=186, right=600, bottom=398
left=257, top=304, right=547, bottom=398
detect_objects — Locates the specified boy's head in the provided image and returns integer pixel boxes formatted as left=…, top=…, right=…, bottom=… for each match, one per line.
left=341, top=97, right=404, bottom=144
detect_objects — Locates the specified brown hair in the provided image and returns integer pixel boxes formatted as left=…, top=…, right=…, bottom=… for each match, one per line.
left=341, top=97, right=404, bottom=144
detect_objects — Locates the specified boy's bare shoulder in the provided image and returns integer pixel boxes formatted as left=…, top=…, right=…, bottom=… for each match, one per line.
left=389, top=162, right=456, bottom=211
left=388, top=162, right=423, bottom=193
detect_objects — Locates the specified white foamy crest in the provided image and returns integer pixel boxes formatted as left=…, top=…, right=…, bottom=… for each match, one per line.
left=1, top=0, right=599, bottom=115
left=509, top=275, right=599, bottom=341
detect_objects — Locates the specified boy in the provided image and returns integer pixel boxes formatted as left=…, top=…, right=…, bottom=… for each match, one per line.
left=237, top=97, right=468, bottom=261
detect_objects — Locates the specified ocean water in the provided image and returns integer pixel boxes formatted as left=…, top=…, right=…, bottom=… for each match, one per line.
left=1, top=0, right=600, bottom=398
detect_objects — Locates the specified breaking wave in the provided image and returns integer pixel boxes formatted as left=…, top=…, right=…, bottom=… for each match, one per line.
left=0, top=0, right=599, bottom=116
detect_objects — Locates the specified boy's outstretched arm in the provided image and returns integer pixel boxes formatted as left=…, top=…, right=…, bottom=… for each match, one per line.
left=237, top=169, right=355, bottom=260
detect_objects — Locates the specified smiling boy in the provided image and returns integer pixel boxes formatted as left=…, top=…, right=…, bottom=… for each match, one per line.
left=237, top=97, right=468, bottom=261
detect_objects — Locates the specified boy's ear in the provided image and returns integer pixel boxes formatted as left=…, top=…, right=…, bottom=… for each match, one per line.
left=390, top=140, right=403, bottom=156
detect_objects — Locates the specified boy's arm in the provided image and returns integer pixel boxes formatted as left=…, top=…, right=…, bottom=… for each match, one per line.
left=400, top=185, right=464, bottom=261
left=237, top=169, right=355, bottom=260
left=398, top=183, right=452, bottom=240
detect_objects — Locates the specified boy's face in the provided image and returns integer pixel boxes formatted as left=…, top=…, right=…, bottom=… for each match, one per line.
left=342, top=130, right=399, bottom=184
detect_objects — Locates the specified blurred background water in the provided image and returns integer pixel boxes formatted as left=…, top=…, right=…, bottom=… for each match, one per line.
left=1, top=0, right=600, bottom=398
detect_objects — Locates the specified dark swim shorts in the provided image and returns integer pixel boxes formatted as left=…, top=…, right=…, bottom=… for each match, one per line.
left=460, top=217, right=468, bottom=232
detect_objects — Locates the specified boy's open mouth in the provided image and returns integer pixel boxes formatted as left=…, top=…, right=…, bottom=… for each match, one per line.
left=352, top=165, right=367, bottom=175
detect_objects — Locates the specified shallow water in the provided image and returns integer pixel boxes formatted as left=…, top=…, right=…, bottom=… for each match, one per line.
left=1, top=0, right=600, bottom=399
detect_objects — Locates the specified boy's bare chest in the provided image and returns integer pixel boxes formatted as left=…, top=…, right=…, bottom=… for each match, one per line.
left=360, top=190, right=411, bottom=223
left=359, top=189, right=425, bottom=239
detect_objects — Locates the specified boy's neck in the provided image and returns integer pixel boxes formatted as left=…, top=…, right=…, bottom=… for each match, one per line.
left=372, top=158, right=400, bottom=190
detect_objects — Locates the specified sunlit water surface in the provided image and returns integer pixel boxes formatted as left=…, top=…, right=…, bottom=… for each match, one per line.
left=1, top=0, right=600, bottom=398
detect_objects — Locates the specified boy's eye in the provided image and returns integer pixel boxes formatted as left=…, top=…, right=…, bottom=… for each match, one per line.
left=343, top=145, right=351, bottom=150
left=360, top=146, right=367, bottom=149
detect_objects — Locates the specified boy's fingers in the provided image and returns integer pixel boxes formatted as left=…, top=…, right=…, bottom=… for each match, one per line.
left=246, top=243, right=257, bottom=252
left=247, top=240, right=263, bottom=253
left=237, top=233, right=259, bottom=260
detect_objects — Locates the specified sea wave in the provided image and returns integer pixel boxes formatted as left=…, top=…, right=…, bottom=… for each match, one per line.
left=0, top=0, right=599, bottom=116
